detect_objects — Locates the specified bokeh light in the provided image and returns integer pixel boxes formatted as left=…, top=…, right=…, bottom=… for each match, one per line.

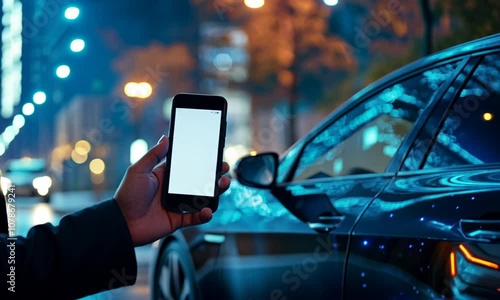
left=22, top=103, right=35, bottom=116
left=13, top=114, right=25, bottom=129
left=32, top=204, right=54, bottom=225
left=33, top=91, right=47, bottom=104
left=213, top=53, right=233, bottom=71
left=64, top=7, right=80, bottom=20
left=124, top=82, right=153, bottom=99
left=70, top=39, right=85, bottom=52
left=32, top=176, right=52, bottom=190
left=244, top=0, right=265, bottom=9
left=75, top=140, right=92, bottom=155
left=56, top=65, right=71, bottom=78
left=89, top=158, right=105, bottom=175
left=71, top=150, right=88, bottom=164
left=130, top=139, right=148, bottom=164
left=323, top=0, right=339, bottom=6
left=2, top=130, right=15, bottom=144
left=483, top=112, right=493, bottom=121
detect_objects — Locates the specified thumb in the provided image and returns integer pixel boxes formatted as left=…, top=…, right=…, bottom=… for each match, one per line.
left=131, top=135, right=169, bottom=173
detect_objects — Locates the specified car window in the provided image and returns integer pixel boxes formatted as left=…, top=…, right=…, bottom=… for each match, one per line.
left=291, top=62, right=459, bottom=182
left=277, top=139, right=305, bottom=182
left=423, top=53, right=500, bottom=168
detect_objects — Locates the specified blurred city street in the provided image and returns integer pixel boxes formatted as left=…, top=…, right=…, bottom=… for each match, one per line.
left=1, top=0, right=499, bottom=299
left=14, top=192, right=151, bottom=300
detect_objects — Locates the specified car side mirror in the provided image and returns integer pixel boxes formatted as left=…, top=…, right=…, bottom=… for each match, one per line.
left=235, top=152, right=279, bottom=189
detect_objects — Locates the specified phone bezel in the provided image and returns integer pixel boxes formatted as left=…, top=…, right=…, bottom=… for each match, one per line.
left=162, top=93, right=227, bottom=213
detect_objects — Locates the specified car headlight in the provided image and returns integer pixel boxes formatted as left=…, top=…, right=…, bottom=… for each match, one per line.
left=1, top=177, right=11, bottom=194
left=32, top=176, right=52, bottom=190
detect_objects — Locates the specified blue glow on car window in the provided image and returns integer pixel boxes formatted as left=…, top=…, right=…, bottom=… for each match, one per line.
left=291, top=61, right=459, bottom=180
left=424, top=53, right=500, bottom=168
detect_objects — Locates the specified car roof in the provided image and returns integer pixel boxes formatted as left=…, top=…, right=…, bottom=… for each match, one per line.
left=348, top=33, right=500, bottom=107
left=306, top=33, right=500, bottom=140
left=5, top=158, right=47, bottom=172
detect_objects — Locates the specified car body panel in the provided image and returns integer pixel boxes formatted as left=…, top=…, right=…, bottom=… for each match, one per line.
left=151, top=34, right=500, bottom=300
left=2, top=158, right=52, bottom=200
left=345, top=43, right=500, bottom=299
left=347, top=165, right=500, bottom=299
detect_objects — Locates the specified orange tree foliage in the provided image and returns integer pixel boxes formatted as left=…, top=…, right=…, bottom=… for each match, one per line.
left=112, top=43, right=196, bottom=98
left=434, top=0, right=500, bottom=51
left=192, top=0, right=356, bottom=105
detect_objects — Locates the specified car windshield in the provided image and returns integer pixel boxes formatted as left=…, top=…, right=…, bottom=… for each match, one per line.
left=6, top=160, right=46, bottom=173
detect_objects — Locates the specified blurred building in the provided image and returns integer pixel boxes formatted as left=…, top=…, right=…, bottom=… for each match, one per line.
left=53, top=95, right=131, bottom=191
left=198, top=23, right=255, bottom=163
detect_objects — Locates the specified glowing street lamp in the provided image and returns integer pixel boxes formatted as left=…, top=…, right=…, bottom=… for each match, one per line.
left=56, top=65, right=71, bottom=78
left=483, top=112, right=493, bottom=121
left=22, top=103, right=35, bottom=116
left=244, top=0, right=265, bottom=9
left=89, top=158, right=105, bottom=175
left=70, top=39, right=85, bottom=52
left=33, top=91, right=47, bottom=104
left=64, top=7, right=80, bottom=20
left=124, top=82, right=153, bottom=99
left=323, top=0, right=339, bottom=6
left=124, top=82, right=153, bottom=139
left=13, top=114, right=25, bottom=129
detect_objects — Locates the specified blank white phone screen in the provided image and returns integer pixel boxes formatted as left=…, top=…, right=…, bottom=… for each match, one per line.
left=168, top=108, right=222, bottom=197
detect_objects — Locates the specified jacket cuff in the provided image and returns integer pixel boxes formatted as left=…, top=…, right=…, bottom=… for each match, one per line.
left=55, top=199, right=138, bottom=297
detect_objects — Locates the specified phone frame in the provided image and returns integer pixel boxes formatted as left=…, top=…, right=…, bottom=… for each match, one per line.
left=162, top=93, right=227, bottom=213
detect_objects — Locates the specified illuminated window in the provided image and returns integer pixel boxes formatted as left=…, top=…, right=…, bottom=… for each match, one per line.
left=291, top=62, right=459, bottom=181
left=423, top=53, right=500, bottom=169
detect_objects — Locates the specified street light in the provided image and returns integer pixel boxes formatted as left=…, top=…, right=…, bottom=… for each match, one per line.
left=244, top=0, right=265, bottom=9
left=22, top=103, right=35, bottom=116
left=75, top=140, right=91, bottom=155
left=124, top=81, right=153, bottom=140
left=323, top=0, right=339, bottom=6
left=483, top=112, right=493, bottom=121
left=33, top=91, right=47, bottom=104
left=56, top=65, right=71, bottom=78
left=124, top=82, right=153, bottom=99
left=64, top=7, right=80, bottom=20
left=89, top=158, right=105, bottom=175
left=2, top=129, right=15, bottom=144
left=70, top=39, right=85, bottom=52
left=3, top=126, right=18, bottom=143
left=13, top=114, right=25, bottom=129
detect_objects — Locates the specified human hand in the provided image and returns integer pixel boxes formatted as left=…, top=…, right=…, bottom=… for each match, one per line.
left=114, top=135, right=231, bottom=246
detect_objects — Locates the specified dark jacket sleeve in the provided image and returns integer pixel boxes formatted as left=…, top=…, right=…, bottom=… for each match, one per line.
left=0, top=199, right=137, bottom=299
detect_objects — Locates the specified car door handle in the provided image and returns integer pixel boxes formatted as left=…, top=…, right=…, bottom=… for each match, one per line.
left=308, top=215, right=345, bottom=233
left=459, top=219, right=500, bottom=242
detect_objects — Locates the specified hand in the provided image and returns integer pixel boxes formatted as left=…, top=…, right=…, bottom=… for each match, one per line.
left=114, top=135, right=231, bottom=246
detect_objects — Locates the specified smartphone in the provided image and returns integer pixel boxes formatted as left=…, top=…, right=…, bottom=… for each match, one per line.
left=162, top=93, right=227, bottom=213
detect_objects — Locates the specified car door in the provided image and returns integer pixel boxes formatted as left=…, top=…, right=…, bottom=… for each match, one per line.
left=346, top=52, right=500, bottom=299
left=266, top=58, right=463, bottom=299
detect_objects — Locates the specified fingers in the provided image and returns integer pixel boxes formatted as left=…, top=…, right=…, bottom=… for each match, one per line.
left=182, top=208, right=213, bottom=227
left=218, top=175, right=231, bottom=194
left=218, top=162, right=231, bottom=194
left=131, top=135, right=169, bottom=173
left=198, top=207, right=213, bottom=223
left=222, top=162, right=229, bottom=174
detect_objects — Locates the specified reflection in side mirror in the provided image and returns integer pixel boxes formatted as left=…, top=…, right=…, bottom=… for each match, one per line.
left=235, top=152, right=279, bottom=189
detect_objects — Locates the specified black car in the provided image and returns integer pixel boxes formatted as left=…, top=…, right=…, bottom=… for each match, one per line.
left=150, top=34, right=500, bottom=299
left=2, top=158, right=53, bottom=203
